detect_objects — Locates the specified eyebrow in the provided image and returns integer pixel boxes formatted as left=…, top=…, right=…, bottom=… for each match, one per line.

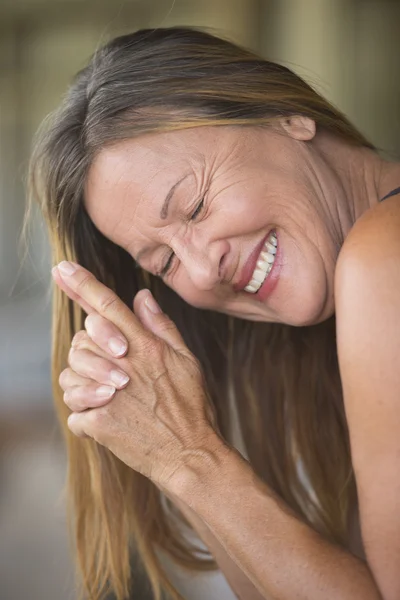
left=134, top=174, right=190, bottom=265
left=160, top=174, right=189, bottom=219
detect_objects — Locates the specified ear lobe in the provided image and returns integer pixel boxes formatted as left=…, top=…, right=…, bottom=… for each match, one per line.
left=280, top=116, right=316, bottom=141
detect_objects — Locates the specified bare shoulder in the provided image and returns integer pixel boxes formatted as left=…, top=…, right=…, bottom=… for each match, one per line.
left=334, top=192, right=400, bottom=391
left=333, top=197, right=400, bottom=599
left=335, top=195, right=400, bottom=303
left=334, top=192, right=400, bottom=396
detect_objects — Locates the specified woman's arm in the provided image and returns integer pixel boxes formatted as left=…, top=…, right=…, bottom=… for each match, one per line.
left=170, top=198, right=400, bottom=600
left=168, top=493, right=269, bottom=600
left=171, top=441, right=381, bottom=600
left=334, top=196, right=400, bottom=600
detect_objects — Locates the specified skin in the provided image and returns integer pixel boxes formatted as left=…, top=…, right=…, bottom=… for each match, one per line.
left=53, top=117, right=400, bottom=599
left=84, top=117, right=395, bottom=326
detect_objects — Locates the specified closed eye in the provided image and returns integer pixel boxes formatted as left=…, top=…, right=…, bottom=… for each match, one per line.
left=159, top=252, right=174, bottom=277
left=191, top=197, right=204, bottom=220
left=159, top=196, right=206, bottom=278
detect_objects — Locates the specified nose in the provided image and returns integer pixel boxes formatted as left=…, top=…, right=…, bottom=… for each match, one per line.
left=171, top=232, right=229, bottom=291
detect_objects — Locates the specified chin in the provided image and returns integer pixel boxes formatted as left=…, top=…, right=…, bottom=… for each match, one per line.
left=233, top=288, right=330, bottom=326
left=275, top=292, right=332, bottom=326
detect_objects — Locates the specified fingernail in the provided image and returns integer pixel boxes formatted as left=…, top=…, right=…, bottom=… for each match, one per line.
left=145, top=293, right=161, bottom=314
left=95, top=385, right=116, bottom=399
left=108, top=337, right=128, bottom=356
left=58, top=261, right=77, bottom=276
left=110, top=370, right=130, bottom=387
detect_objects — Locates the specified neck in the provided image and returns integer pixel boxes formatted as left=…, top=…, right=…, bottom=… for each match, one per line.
left=314, top=130, right=400, bottom=232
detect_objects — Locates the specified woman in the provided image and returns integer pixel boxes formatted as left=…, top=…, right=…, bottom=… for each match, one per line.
left=29, top=27, right=400, bottom=600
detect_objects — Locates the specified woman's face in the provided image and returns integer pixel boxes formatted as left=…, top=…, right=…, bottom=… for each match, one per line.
left=85, top=121, right=343, bottom=326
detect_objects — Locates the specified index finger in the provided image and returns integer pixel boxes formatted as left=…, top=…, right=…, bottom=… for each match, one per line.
left=52, top=265, right=97, bottom=316
left=52, top=261, right=148, bottom=342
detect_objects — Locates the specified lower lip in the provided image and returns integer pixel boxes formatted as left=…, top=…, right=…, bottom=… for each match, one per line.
left=253, top=232, right=282, bottom=302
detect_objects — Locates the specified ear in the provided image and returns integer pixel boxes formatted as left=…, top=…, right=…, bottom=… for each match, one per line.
left=279, top=116, right=316, bottom=141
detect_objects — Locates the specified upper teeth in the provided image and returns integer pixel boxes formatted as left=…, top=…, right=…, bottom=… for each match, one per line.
left=244, top=232, right=277, bottom=293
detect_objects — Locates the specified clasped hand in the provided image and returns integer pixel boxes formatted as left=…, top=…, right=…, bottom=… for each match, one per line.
left=52, top=261, right=221, bottom=494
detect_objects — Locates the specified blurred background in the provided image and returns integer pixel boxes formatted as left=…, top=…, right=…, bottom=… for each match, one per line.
left=0, top=0, right=399, bottom=599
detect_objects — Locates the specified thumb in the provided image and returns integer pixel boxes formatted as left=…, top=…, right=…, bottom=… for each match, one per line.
left=133, top=289, right=189, bottom=354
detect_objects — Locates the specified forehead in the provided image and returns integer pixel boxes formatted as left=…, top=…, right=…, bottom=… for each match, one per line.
left=84, top=128, right=214, bottom=247
left=85, top=135, right=183, bottom=251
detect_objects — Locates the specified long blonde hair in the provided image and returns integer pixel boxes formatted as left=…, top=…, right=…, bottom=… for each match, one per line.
left=28, top=27, right=374, bottom=600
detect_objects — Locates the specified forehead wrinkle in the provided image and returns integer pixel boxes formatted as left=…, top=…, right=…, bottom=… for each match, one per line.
left=87, top=136, right=207, bottom=266
left=94, top=145, right=157, bottom=240
left=115, top=169, right=175, bottom=264
left=111, top=184, right=153, bottom=256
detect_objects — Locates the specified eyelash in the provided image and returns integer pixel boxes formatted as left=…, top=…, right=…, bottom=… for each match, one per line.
left=159, top=197, right=205, bottom=277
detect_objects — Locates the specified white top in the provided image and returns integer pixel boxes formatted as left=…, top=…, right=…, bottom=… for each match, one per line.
left=159, top=541, right=238, bottom=600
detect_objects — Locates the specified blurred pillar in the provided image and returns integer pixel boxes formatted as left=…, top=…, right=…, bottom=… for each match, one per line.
left=261, top=0, right=356, bottom=118
left=147, top=0, right=263, bottom=50
left=354, top=0, right=400, bottom=157
left=0, top=26, right=25, bottom=302
left=260, top=0, right=400, bottom=158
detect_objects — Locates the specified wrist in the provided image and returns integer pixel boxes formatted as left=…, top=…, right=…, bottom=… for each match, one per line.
left=167, top=431, right=250, bottom=511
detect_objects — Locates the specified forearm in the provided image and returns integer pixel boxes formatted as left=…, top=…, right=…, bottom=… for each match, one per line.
left=171, top=495, right=269, bottom=600
left=173, top=441, right=382, bottom=600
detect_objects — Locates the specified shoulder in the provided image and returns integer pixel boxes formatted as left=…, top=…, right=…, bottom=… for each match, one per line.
left=335, top=195, right=400, bottom=305
left=333, top=193, right=400, bottom=395
left=339, top=194, right=400, bottom=262
left=334, top=197, right=400, bottom=599
left=334, top=194, right=400, bottom=408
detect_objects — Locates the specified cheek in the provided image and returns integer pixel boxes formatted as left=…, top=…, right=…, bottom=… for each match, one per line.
left=170, top=275, right=219, bottom=310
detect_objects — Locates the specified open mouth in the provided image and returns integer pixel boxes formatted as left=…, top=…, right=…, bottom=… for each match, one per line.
left=235, top=230, right=278, bottom=294
left=243, top=230, right=277, bottom=293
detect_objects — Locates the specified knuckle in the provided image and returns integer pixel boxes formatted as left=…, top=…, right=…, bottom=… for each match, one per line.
left=88, top=313, right=124, bottom=343
left=63, top=388, right=82, bottom=411
left=157, top=318, right=176, bottom=334
left=84, top=314, right=95, bottom=334
left=63, top=385, right=93, bottom=412
left=85, top=363, right=99, bottom=382
left=139, top=335, right=162, bottom=356
left=71, top=330, right=88, bottom=349
left=189, top=354, right=202, bottom=373
left=63, top=390, right=74, bottom=409
left=75, top=272, right=92, bottom=295
left=67, top=346, right=76, bottom=365
left=58, top=368, right=70, bottom=389
left=88, top=406, right=108, bottom=429
left=98, top=292, right=119, bottom=313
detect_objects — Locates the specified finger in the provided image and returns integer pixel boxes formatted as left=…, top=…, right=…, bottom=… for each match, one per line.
left=67, top=412, right=90, bottom=439
left=85, top=313, right=128, bottom=358
left=64, top=383, right=116, bottom=412
left=71, top=330, right=119, bottom=362
left=52, top=262, right=149, bottom=346
left=134, top=289, right=191, bottom=355
left=68, top=347, right=130, bottom=389
left=59, top=367, right=91, bottom=391
left=68, top=408, right=108, bottom=441
left=52, top=266, right=97, bottom=315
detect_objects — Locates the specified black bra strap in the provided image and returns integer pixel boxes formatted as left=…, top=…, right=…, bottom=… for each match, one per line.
left=380, top=186, right=400, bottom=202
